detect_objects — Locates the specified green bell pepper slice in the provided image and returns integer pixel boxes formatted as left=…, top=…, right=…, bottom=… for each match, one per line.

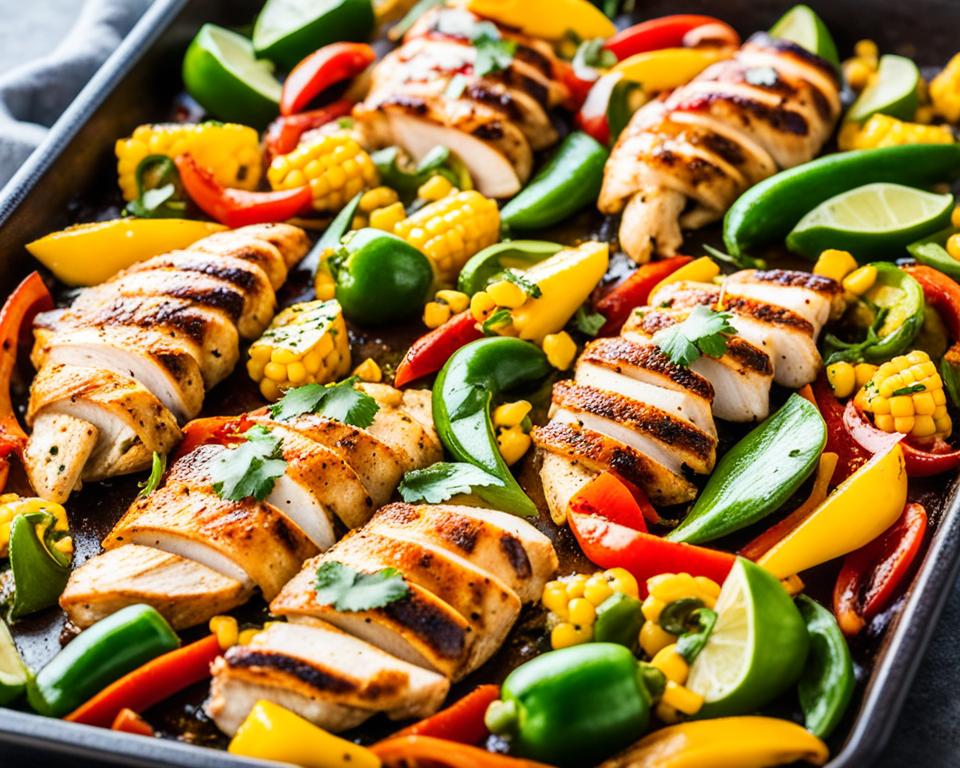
left=8, top=512, right=71, bottom=619
left=371, top=145, right=471, bottom=200
left=432, top=337, right=550, bottom=517
left=908, top=227, right=960, bottom=282
left=27, top=604, right=179, bottom=718
left=824, top=262, right=925, bottom=364
left=593, top=592, right=644, bottom=649
left=667, top=394, right=826, bottom=544
left=331, top=228, right=433, bottom=326
left=485, top=643, right=652, bottom=767
left=796, top=594, right=855, bottom=739
left=298, top=192, right=362, bottom=279
left=500, top=131, right=609, bottom=232
left=457, top=240, right=562, bottom=296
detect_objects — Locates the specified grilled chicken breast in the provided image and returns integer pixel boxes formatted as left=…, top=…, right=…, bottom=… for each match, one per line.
left=25, top=224, right=307, bottom=501
left=600, top=34, right=841, bottom=262
left=207, top=621, right=449, bottom=736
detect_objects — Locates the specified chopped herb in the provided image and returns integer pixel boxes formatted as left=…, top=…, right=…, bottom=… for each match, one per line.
left=474, top=33, right=516, bottom=76
left=892, top=383, right=926, bottom=396
left=703, top=243, right=766, bottom=271
left=138, top=451, right=167, bottom=498
left=574, top=306, right=606, bottom=337
left=744, top=66, right=779, bottom=87
left=572, top=38, right=616, bottom=80
left=482, top=308, right=513, bottom=335
left=124, top=155, right=187, bottom=219
left=445, top=73, right=469, bottom=99
left=315, top=561, right=409, bottom=611
left=211, top=426, right=287, bottom=501
left=398, top=462, right=503, bottom=504
left=653, top=304, right=737, bottom=366
left=502, top=269, right=542, bottom=298
left=269, top=377, right=379, bottom=427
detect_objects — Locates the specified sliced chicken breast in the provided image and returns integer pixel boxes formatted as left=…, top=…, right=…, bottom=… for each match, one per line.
left=207, top=620, right=449, bottom=735
left=539, top=451, right=598, bottom=525
left=723, top=269, right=843, bottom=330
left=188, top=223, right=310, bottom=289
left=358, top=384, right=443, bottom=472
left=61, top=544, right=252, bottom=629
left=23, top=411, right=98, bottom=503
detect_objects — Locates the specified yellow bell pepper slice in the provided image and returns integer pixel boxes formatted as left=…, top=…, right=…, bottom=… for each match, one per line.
left=228, top=700, right=381, bottom=768
left=26, top=218, right=226, bottom=286
left=610, top=716, right=828, bottom=767
left=758, top=439, right=907, bottom=579
left=510, top=241, right=609, bottom=342
left=612, top=47, right=731, bottom=94
left=650, top=256, right=720, bottom=297
left=464, top=0, right=615, bottom=41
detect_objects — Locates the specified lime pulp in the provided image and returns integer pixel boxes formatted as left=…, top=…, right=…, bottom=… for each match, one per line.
left=768, top=5, right=840, bottom=69
left=847, top=54, right=920, bottom=123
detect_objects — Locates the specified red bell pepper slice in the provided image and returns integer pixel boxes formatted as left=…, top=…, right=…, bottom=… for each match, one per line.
left=264, top=100, right=355, bottom=162
left=66, top=634, right=222, bottom=728
left=0, top=272, right=54, bottom=486
left=842, top=398, right=960, bottom=477
left=175, top=415, right=255, bottom=459
left=593, top=255, right=692, bottom=336
left=567, top=472, right=734, bottom=594
left=174, top=154, right=313, bottom=229
left=833, top=502, right=927, bottom=636
left=810, top=374, right=872, bottom=485
left=280, top=43, right=376, bottom=117
left=556, top=60, right=595, bottom=111
left=387, top=685, right=499, bottom=745
left=393, top=311, right=483, bottom=388
left=604, top=15, right=739, bottom=60
left=372, top=735, right=554, bottom=768
left=902, top=264, right=960, bottom=339
left=111, top=708, right=155, bottom=737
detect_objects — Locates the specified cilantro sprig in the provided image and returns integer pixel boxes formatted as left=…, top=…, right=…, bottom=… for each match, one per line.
left=137, top=451, right=166, bottom=498
left=652, top=305, right=737, bottom=366
left=398, top=462, right=503, bottom=504
left=315, top=561, right=409, bottom=612
left=269, top=377, right=379, bottom=427
left=574, top=306, right=606, bottom=337
left=211, top=426, right=287, bottom=502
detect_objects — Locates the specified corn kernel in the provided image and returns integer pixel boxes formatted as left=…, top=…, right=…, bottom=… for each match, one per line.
left=642, top=596, right=665, bottom=623
left=369, top=201, right=406, bottom=231
left=564, top=573, right=589, bottom=598
left=542, top=581, right=569, bottom=616
left=238, top=628, right=260, bottom=646
left=493, top=400, right=533, bottom=428
left=569, top=597, right=597, bottom=627
left=827, top=361, right=857, bottom=398
left=843, top=265, right=878, bottom=296
left=551, top=622, right=592, bottom=649
left=264, top=361, right=287, bottom=382
left=487, top=279, right=528, bottom=309
left=470, top=291, right=496, bottom=321
left=286, top=362, right=308, bottom=384
left=914, top=415, right=937, bottom=437
left=854, top=363, right=879, bottom=388
left=854, top=39, right=879, bottom=62
left=418, top=174, right=455, bottom=201
left=651, top=645, right=689, bottom=684
left=260, top=378, right=281, bottom=401
left=693, top=576, right=721, bottom=599
left=543, top=331, right=577, bottom=370
left=353, top=358, right=382, bottom=383
left=423, top=301, right=452, bottom=329
left=209, top=615, right=239, bottom=650
left=435, top=289, right=470, bottom=314
left=946, top=234, right=960, bottom=261
left=359, top=186, right=399, bottom=213
left=640, top=620, right=675, bottom=657
left=605, top=568, right=640, bottom=599
left=581, top=572, right=612, bottom=606
left=661, top=681, right=704, bottom=716
left=813, top=249, right=859, bottom=283
left=648, top=573, right=698, bottom=603
left=844, top=59, right=874, bottom=90
left=497, top=425, right=531, bottom=466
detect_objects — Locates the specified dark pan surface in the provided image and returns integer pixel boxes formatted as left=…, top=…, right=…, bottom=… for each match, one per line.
left=2, top=0, right=960, bottom=766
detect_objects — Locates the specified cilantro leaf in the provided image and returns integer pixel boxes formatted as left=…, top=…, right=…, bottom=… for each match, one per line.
left=474, top=33, right=516, bottom=76
left=892, top=383, right=926, bottom=396
left=211, top=425, right=286, bottom=501
left=574, top=306, right=606, bottom=337
left=653, top=305, right=736, bottom=366
left=269, top=377, right=379, bottom=427
left=315, top=561, right=409, bottom=612
left=138, top=451, right=166, bottom=498
left=503, top=269, right=542, bottom=298
left=703, top=243, right=766, bottom=271
left=482, top=308, right=513, bottom=335
left=398, top=462, right=503, bottom=504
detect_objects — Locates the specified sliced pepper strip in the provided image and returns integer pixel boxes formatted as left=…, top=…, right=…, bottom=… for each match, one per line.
left=66, top=634, right=222, bottom=727
left=387, top=685, right=499, bottom=745
left=111, top=708, right=155, bottom=737
left=568, top=473, right=734, bottom=593
left=394, top=311, right=484, bottom=388
left=594, top=256, right=692, bottom=336
left=265, top=100, right=354, bottom=161
left=811, top=373, right=872, bottom=484
left=280, top=43, right=375, bottom=117
left=372, top=735, right=553, bottom=768
left=902, top=263, right=960, bottom=339
left=175, top=415, right=255, bottom=459
left=174, top=154, right=312, bottom=228
left=604, top=14, right=739, bottom=60
left=833, top=502, right=927, bottom=636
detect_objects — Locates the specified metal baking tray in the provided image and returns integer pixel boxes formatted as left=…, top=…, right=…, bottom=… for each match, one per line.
left=1, top=0, right=960, bottom=765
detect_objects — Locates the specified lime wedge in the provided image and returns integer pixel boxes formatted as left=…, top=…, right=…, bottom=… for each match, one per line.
left=787, top=182, right=954, bottom=259
left=0, top=618, right=29, bottom=706
left=253, top=0, right=374, bottom=72
left=686, top=558, right=808, bottom=718
left=769, top=5, right=840, bottom=69
left=182, top=24, right=281, bottom=127
left=847, top=55, right=920, bottom=123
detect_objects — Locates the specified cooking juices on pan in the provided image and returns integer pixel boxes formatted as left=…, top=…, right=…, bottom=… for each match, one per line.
left=3, top=0, right=960, bottom=766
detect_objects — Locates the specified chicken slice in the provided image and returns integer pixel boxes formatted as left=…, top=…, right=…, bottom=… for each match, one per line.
left=368, top=503, right=557, bottom=603
left=190, top=223, right=311, bottom=289
left=532, top=418, right=697, bottom=506
left=271, top=554, right=474, bottom=679
left=330, top=527, right=521, bottom=672
left=22, top=411, right=98, bottom=503
left=617, top=187, right=686, bottom=263
left=577, top=337, right=715, bottom=434
left=539, top=452, right=598, bottom=525
left=650, top=281, right=821, bottom=388
left=207, top=621, right=449, bottom=736
left=723, top=269, right=843, bottom=330
left=104, top=444, right=317, bottom=599
left=61, top=544, right=252, bottom=629
left=550, top=380, right=717, bottom=475
left=358, top=384, right=443, bottom=472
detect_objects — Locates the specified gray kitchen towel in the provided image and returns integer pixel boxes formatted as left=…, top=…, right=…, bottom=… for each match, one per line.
left=0, top=0, right=151, bottom=187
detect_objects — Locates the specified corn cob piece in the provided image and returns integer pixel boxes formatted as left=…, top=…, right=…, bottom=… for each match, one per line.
left=838, top=113, right=954, bottom=151
left=391, top=190, right=500, bottom=284
left=856, top=350, right=952, bottom=440
left=116, top=123, right=261, bottom=201
left=267, top=133, right=379, bottom=213
left=247, top=300, right=351, bottom=401
left=0, top=493, right=71, bottom=557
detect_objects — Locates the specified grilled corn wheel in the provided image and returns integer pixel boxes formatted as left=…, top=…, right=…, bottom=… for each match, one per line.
left=268, top=133, right=379, bottom=213
left=116, top=122, right=261, bottom=201
left=247, top=300, right=351, bottom=401
left=857, top=350, right=952, bottom=440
